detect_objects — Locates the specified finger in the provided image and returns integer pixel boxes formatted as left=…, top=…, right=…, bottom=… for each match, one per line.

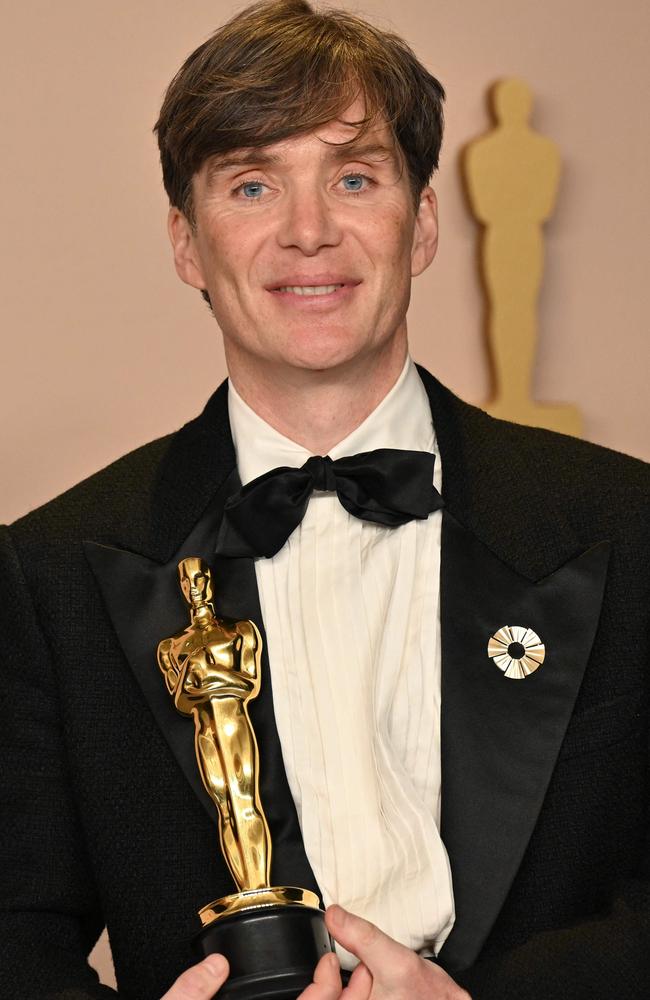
left=326, top=906, right=409, bottom=978
left=314, top=951, right=343, bottom=987
left=160, top=954, right=229, bottom=999
left=341, top=961, right=372, bottom=1000
left=298, top=952, right=343, bottom=999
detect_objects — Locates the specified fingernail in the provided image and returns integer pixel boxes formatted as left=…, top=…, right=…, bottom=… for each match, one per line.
left=204, top=954, right=227, bottom=976
left=328, top=904, right=345, bottom=927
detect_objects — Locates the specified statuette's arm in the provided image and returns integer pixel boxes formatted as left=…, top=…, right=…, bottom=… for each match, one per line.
left=237, top=619, right=262, bottom=681
left=157, top=638, right=181, bottom=696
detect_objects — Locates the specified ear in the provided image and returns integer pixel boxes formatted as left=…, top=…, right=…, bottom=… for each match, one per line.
left=167, top=207, right=207, bottom=291
left=411, top=187, right=438, bottom=277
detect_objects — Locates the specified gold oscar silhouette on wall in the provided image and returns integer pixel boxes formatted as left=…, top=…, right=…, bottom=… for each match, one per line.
left=464, top=78, right=582, bottom=436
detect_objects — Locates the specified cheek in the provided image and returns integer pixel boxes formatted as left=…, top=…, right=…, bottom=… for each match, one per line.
left=362, top=209, right=414, bottom=273
left=200, top=229, right=240, bottom=281
left=377, top=233, right=415, bottom=287
left=196, top=212, right=257, bottom=282
left=209, top=230, right=277, bottom=303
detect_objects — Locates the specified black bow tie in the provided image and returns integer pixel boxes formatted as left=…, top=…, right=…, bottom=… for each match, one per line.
left=215, top=448, right=444, bottom=558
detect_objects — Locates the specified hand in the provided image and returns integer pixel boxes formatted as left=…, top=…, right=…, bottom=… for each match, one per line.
left=326, top=906, right=472, bottom=1000
left=160, top=951, right=343, bottom=999
left=160, top=954, right=229, bottom=999
left=298, top=952, right=344, bottom=998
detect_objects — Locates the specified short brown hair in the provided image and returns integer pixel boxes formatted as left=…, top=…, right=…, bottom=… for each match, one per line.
left=154, top=0, right=445, bottom=221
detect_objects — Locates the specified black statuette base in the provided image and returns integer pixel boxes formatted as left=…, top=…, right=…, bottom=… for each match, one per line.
left=195, top=904, right=333, bottom=1000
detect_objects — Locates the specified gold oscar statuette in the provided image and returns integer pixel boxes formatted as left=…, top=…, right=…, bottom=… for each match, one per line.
left=157, top=557, right=331, bottom=999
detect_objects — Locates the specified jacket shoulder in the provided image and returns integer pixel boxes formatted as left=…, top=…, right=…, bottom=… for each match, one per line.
left=417, top=368, right=649, bottom=561
left=8, top=432, right=174, bottom=548
left=470, top=400, right=648, bottom=527
left=420, top=368, right=648, bottom=486
left=484, top=409, right=649, bottom=493
left=8, top=379, right=233, bottom=563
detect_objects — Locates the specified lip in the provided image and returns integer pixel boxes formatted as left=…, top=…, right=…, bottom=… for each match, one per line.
left=268, top=283, right=359, bottom=308
left=265, top=274, right=360, bottom=290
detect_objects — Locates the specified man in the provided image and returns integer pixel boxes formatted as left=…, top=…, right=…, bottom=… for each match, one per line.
left=1, top=2, right=648, bottom=999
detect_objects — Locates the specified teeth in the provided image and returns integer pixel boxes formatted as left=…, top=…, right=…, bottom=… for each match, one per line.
left=277, top=284, right=344, bottom=296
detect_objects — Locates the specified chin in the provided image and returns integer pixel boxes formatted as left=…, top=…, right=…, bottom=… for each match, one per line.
left=277, top=329, right=373, bottom=373
left=281, top=345, right=369, bottom=375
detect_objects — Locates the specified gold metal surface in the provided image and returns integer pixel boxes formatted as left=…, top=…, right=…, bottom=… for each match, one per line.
left=487, top=624, right=546, bottom=679
left=198, top=887, right=321, bottom=927
left=157, top=557, right=271, bottom=892
left=157, top=558, right=321, bottom=929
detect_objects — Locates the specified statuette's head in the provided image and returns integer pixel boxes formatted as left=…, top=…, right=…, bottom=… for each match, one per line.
left=492, top=78, right=533, bottom=127
left=178, top=557, right=214, bottom=608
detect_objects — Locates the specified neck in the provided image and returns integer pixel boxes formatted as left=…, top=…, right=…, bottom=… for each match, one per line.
left=190, top=603, right=213, bottom=627
left=226, top=335, right=409, bottom=455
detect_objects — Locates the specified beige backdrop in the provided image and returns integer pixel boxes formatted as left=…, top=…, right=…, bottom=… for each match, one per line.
left=1, top=0, right=648, bottom=987
left=2, top=1, right=649, bottom=528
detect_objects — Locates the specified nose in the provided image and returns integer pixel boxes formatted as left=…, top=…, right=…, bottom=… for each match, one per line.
left=276, top=185, right=342, bottom=255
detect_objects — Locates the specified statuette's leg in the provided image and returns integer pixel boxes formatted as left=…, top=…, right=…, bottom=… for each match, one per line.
left=195, top=720, right=247, bottom=889
left=196, top=698, right=270, bottom=890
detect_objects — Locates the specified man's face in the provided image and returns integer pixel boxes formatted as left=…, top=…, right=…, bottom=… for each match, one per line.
left=169, top=98, right=438, bottom=378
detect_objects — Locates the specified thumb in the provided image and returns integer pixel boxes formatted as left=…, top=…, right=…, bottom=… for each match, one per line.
left=325, top=906, right=405, bottom=977
left=161, top=954, right=229, bottom=999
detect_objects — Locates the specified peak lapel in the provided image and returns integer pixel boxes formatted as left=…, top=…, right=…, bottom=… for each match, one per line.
left=413, top=367, right=616, bottom=969
left=84, top=488, right=319, bottom=896
left=436, top=513, right=610, bottom=971
left=83, top=470, right=237, bottom=829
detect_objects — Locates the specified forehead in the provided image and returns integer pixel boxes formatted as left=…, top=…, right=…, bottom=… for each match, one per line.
left=201, top=98, right=401, bottom=180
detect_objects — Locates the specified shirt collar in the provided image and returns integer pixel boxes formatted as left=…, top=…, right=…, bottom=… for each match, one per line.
left=228, top=356, right=439, bottom=487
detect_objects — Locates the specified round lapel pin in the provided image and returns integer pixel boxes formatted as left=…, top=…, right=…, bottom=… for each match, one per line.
left=487, top=625, right=545, bottom=679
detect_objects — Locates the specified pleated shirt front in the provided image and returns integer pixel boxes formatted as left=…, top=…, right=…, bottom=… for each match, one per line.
left=228, top=359, right=455, bottom=968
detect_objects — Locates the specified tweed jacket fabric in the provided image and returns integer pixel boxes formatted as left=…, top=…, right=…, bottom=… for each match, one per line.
left=1, top=369, right=648, bottom=1000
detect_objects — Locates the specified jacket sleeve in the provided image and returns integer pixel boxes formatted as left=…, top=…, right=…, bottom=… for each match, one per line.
left=448, top=757, right=650, bottom=1000
left=0, top=525, right=118, bottom=998
left=453, top=880, right=650, bottom=1000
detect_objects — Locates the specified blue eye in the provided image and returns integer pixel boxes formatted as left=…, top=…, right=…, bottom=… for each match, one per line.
left=341, top=174, right=367, bottom=192
left=240, top=181, right=266, bottom=199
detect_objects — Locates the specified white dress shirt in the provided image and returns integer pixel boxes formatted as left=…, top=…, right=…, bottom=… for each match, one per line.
left=228, top=357, right=455, bottom=968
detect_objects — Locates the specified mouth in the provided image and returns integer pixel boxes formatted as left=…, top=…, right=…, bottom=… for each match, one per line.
left=275, top=283, right=345, bottom=296
left=267, top=278, right=360, bottom=306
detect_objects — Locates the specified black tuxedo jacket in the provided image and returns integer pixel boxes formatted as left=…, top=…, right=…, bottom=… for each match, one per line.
left=1, top=368, right=648, bottom=1000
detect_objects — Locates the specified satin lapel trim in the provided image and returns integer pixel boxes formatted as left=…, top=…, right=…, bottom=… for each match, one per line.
left=83, top=471, right=238, bottom=828
left=437, top=512, right=611, bottom=971
left=83, top=469, right=320, bottom=895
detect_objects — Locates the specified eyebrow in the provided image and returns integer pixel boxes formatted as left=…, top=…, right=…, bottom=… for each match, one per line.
left=324, top=141, right=398, bottom=164
left=205, top=150, right=283, bottom=182
left=204, top=141, right=399, bottom=183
